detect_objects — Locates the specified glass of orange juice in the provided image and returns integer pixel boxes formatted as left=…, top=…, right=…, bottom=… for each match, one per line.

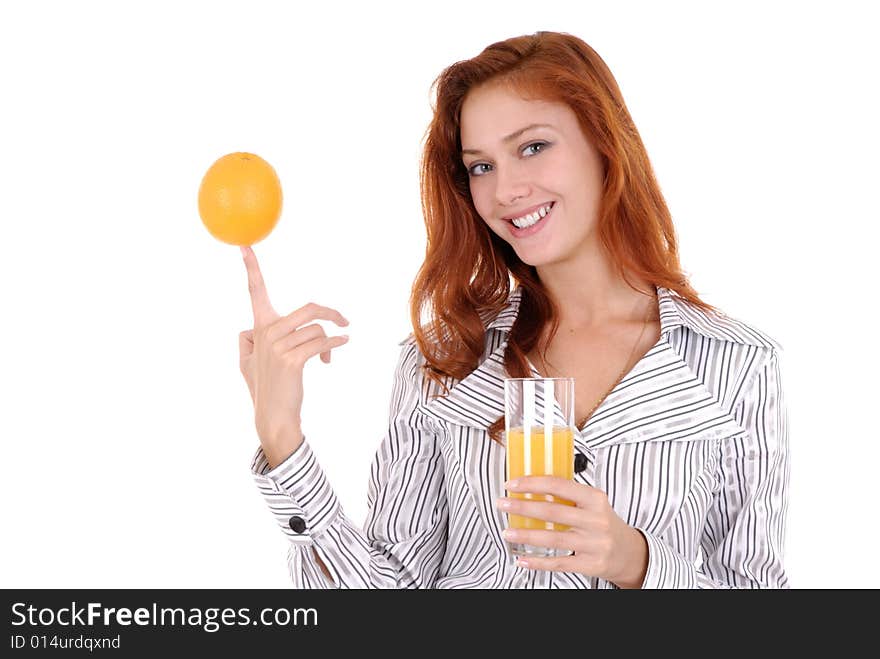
left=503, top=377, right=576, bottom=558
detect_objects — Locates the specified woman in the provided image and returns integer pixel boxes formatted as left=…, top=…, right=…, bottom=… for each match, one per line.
left=238, top=31, right=789, bottom=588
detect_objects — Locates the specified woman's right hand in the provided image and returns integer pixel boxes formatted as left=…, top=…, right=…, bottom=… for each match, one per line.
left=238, top=245, right=349, bottom=466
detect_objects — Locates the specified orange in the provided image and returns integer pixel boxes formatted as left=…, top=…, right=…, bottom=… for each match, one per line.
left=198, top=152, right=283, bottom=246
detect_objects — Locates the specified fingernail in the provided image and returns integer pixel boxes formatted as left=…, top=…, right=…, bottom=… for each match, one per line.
left=516, top=559, right=530, bottom=569
left=505, top=479, right=519, bottom=489
left=496, top=498, right=511, bottom=510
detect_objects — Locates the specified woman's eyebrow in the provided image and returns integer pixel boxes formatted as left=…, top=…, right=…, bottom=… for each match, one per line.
left=461, top=123, right=555, bottom=156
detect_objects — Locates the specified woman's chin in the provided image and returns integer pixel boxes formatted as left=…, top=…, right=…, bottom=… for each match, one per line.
left=513, top=247, right=558, bottom=269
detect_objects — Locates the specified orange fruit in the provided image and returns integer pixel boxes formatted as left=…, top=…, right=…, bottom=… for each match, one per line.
left=198, top=152, right=283, bottom=246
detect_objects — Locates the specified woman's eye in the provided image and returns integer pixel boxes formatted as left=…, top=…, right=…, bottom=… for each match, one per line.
left=468, top=163, right=492, bottom=177
left=522, top=141, right=548, bottom=156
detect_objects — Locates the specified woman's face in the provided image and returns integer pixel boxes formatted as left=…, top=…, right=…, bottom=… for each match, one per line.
left=460, top=83, right=605, bottom=268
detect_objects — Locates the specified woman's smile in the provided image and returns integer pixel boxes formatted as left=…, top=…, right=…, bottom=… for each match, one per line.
left=506, top=201, right=555, bottom=238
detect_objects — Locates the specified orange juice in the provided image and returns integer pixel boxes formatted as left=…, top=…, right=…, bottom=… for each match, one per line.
left=505, top=425, right=575, bottom=531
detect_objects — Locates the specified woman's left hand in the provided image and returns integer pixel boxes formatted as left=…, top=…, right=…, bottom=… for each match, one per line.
left=496, top=476, right=649, bottom=588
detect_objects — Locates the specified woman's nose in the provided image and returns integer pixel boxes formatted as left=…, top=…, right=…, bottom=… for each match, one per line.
left=494, top=162, right=531, bottom=207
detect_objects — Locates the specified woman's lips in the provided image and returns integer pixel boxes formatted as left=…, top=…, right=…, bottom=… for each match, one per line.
left=507, top=202, right=554, bottom=239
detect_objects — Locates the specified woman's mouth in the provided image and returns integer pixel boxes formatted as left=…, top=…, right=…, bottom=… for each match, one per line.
left=505, top=201, right=554, bottom=238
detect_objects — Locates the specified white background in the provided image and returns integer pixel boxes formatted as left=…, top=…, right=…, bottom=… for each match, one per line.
left=1, top=0, right=877, bottom=588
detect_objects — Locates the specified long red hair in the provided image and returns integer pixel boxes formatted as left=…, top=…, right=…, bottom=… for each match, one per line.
left=410, top=31, right=719, bottom=443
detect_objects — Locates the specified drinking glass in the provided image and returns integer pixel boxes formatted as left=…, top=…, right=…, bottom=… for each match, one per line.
left=503, top=377, right=576, bottom=558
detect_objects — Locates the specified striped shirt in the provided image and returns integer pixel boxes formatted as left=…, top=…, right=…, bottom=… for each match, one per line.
left=250, top=285, right=790, bottom=588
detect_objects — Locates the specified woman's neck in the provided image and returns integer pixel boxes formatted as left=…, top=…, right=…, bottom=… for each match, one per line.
left=535, top=246, right=656, bottom=329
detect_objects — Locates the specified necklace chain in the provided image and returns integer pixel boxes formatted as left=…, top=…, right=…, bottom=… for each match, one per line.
left=538, top=300, right=656, bottom=430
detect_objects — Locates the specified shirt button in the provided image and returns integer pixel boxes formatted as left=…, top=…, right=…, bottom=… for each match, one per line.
left=288, top=516, right=307, bottom=534
left=574, top=453, right=588, bottom=474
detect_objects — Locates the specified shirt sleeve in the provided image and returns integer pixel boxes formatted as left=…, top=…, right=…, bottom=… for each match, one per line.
left=250, top=341, right=449, bottom=588
left=637, top=347, right=790, bottom=588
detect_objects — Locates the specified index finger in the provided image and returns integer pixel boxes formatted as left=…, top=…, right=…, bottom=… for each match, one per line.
left=505, top=476, right=586, bottom=503
left=240, top=245, right=278, bottom=326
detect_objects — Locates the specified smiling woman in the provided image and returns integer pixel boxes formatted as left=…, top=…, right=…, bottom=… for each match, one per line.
left=460, top=84, right=609, bottom=260
left=245, top=30, right=790, bottom=589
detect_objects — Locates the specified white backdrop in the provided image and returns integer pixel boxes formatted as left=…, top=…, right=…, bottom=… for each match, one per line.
left=1, top=0, right=877, bottom=588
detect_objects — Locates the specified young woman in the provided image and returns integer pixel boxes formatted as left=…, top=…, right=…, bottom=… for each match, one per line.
left=238, top=31, right=789, bottom=589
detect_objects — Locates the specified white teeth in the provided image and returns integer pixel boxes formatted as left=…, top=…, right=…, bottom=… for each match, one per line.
left=511, top=203, right=553, bottom=229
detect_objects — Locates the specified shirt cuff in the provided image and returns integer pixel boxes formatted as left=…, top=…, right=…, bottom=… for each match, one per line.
left=637, top=528, right=698, bottom=589
left=250, top=439, right=341, bottom=544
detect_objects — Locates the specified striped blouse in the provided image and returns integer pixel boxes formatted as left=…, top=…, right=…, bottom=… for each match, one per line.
left=250, top=285, right=790, bottom=588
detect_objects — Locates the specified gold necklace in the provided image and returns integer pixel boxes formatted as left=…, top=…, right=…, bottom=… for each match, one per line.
left=539, top=300, right=655, bottom=430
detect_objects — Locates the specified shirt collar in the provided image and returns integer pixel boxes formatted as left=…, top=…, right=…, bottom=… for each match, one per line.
left=420, top=282, right=754, bottom=444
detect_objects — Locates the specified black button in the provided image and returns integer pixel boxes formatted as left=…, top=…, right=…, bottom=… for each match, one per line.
left=574, top=453, right=588, bottom=474
left=288, top=516, right=307, bottom=534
